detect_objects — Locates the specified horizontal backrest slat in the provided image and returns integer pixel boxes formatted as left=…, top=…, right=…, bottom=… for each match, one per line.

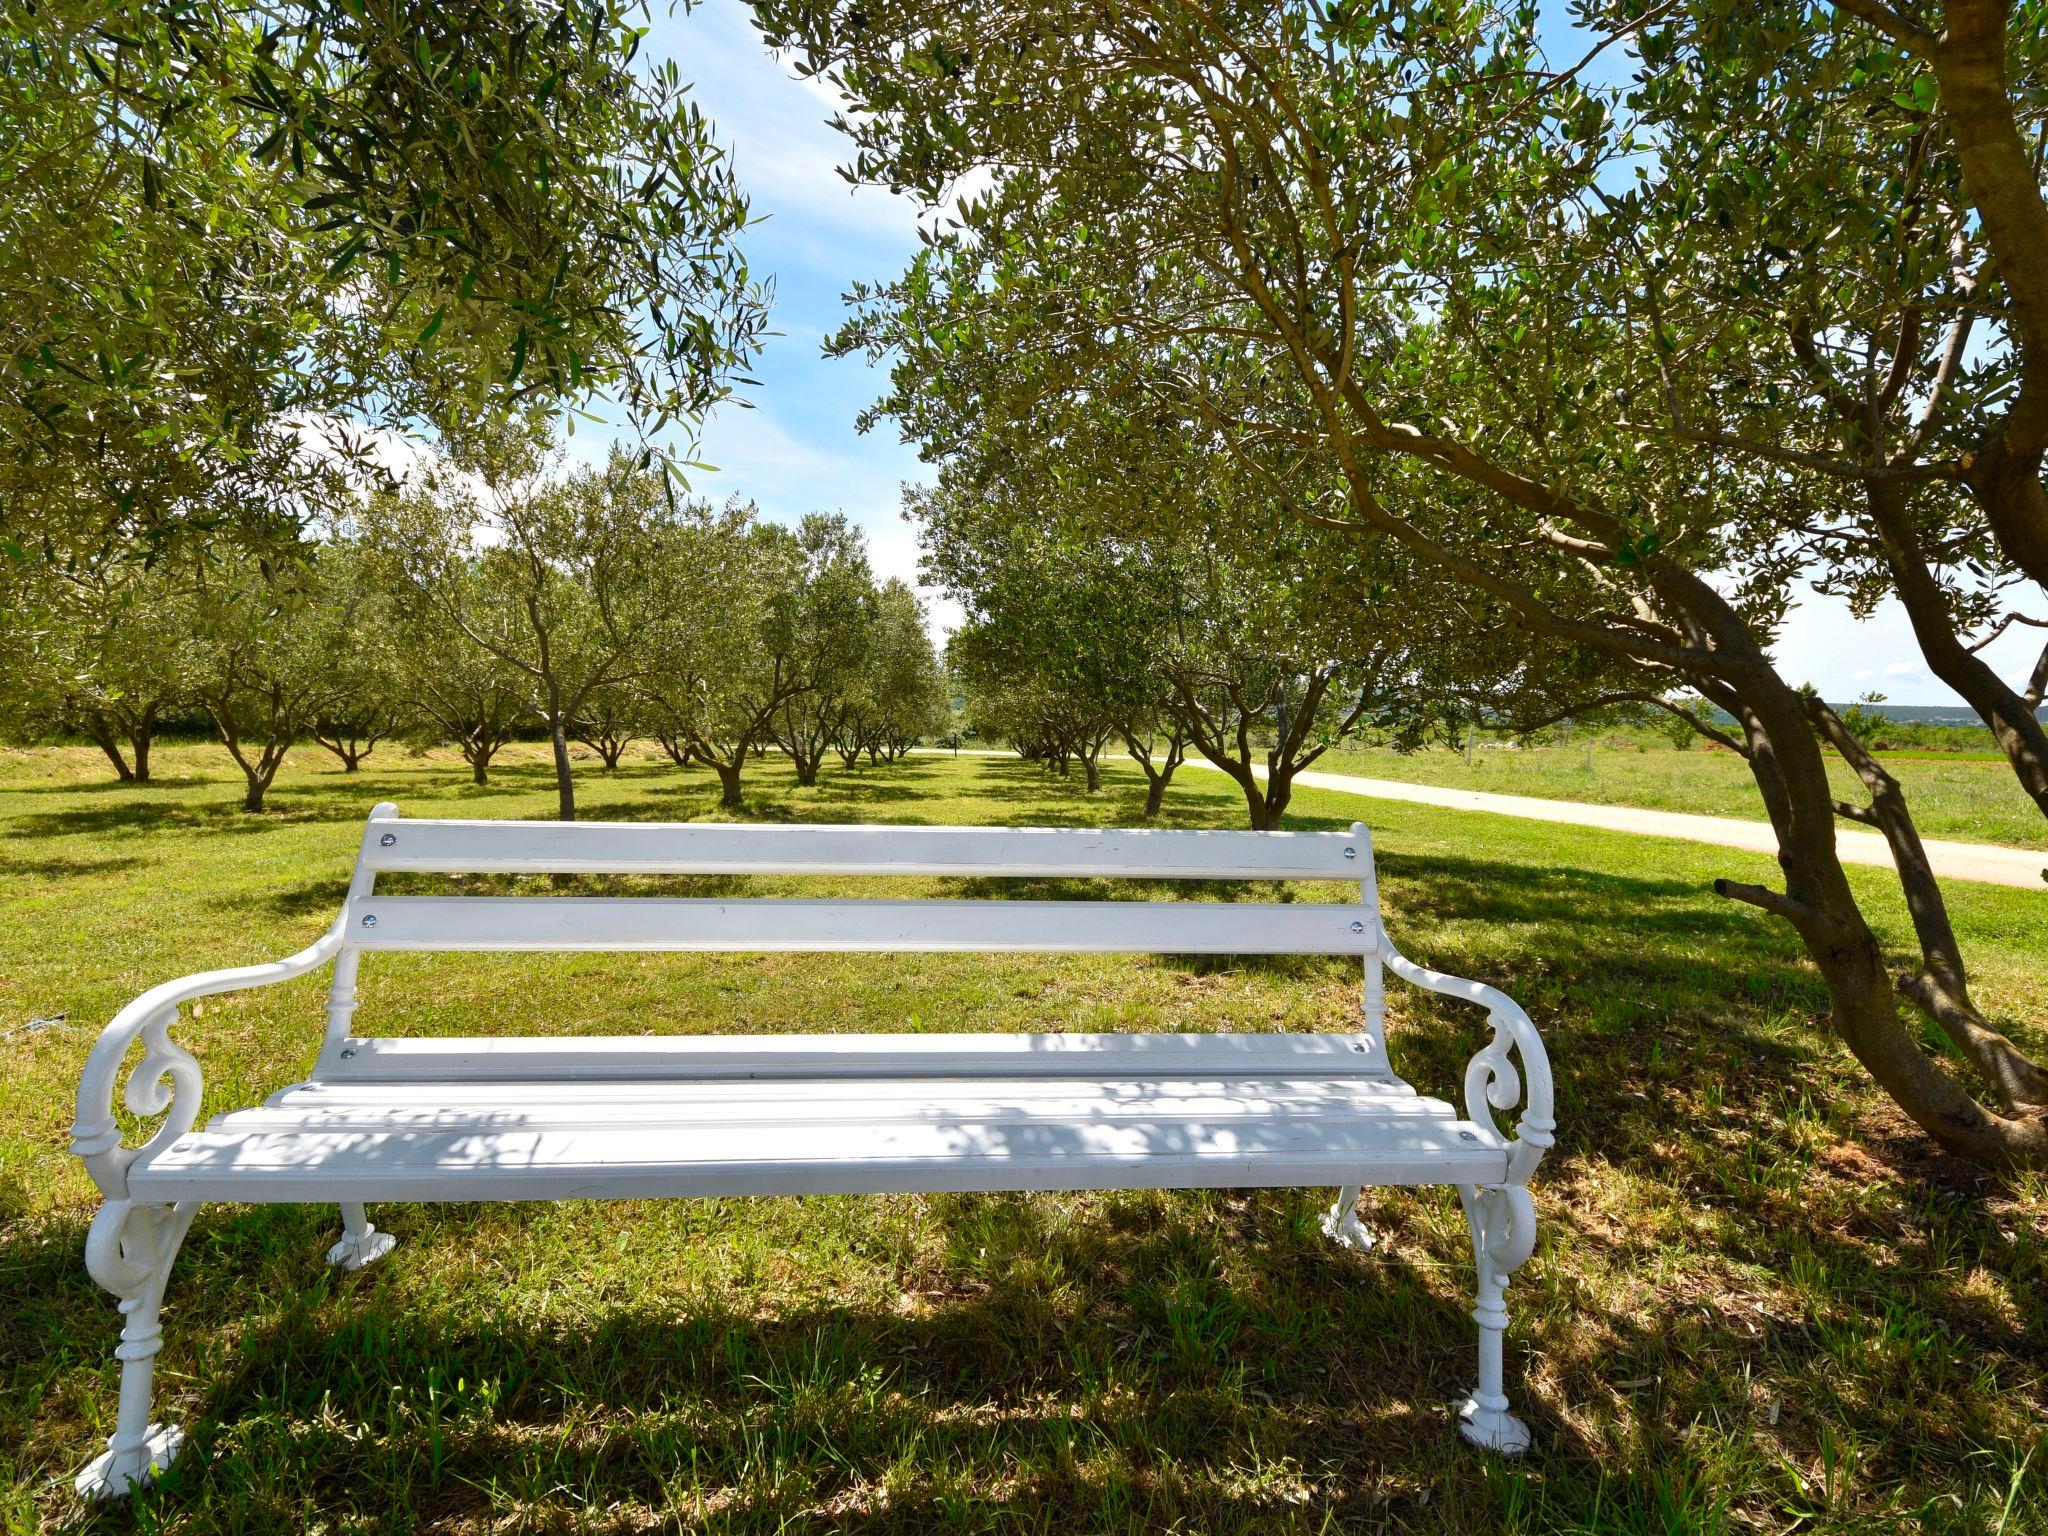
left=312, top=1031, right=1391, bottom=1082
left=345, top=896, right=1378, bottom=955
left=359, top=819, right=1365, bottom=881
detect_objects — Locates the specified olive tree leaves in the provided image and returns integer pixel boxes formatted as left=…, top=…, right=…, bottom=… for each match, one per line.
left=1, top=0, right=766, bottom=563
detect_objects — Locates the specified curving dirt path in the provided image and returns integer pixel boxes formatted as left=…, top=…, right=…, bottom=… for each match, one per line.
left=1240, top=764, right=2048, bottom=890
left=918, top=749, right=2046, bottom=889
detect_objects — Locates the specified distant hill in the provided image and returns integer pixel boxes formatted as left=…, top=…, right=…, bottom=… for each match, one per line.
left=1834, top=702, right=2048, bottom=727
left=1694, top=701, right=2047, bottom=733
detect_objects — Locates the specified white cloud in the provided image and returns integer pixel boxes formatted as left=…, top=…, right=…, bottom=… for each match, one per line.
left=691, top=401, right=846, bottom=497
left=657, top=0, right=924, bottom=248
left=1775, top=583, right=2043, bottom=706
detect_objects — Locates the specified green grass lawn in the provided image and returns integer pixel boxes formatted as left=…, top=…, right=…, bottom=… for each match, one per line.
left=3, top=741, right=2045, bottom=1533
left=1317, top=740, right=2048, bottom=851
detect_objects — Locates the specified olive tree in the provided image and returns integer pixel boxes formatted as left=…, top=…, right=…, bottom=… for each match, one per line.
left=1153, top=564, right=1404, bottom=832
left=0, top=556, right=193, bottom=782
left=305, top=540, right=405, bottom=772
left=913, top=479, right=1170, bottom=797
left=570, top=683, right=644, bottom=773
left=3, top=0, right=766, bottom=568
left=949, top=626, right=1120, bottom=785
left=767, top=515, right=880, bottom=786
left=637, top=505, right=810, bottom=809
left=186, top=553, right=334, bottom=812
left=385, top=560, right=528, bottom=786
left=1588, top=2, right=2048, bottom=820
left=837, top=578, right=950, bottom=765
left=368, top=441, right=682, bottom=820
left=916, top=462, right=1495, bottom=827
left=754, top=0, right=2048, bottom=1162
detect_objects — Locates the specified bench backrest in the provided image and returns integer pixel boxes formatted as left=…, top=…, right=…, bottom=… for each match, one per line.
left=323, top=803, right=1388, bottom=1052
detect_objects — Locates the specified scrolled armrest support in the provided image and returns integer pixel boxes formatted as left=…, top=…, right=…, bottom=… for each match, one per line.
left=70, top=922, right=346, bottom=1199
left=1383, top=938, right=1556, bottom=1186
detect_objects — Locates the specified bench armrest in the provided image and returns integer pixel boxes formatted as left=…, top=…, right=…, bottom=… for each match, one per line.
left=1383, top=937, right=1556, bottom=1185
left=70, top=921, right=348, bottom=1200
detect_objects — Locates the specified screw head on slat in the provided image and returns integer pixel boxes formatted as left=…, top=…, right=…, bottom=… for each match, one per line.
left=1349, top=920, right=1364, bottom=932
left=1343, top=846, right=1356, bottom=859
left=380, top=832, right=397, bottom=847
left=360, top=914, right=378, bottom=928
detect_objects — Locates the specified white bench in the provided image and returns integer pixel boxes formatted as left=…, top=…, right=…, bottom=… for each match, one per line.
left=69, top=803, right=1555, bottom=1498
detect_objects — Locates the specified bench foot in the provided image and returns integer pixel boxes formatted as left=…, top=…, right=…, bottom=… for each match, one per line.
left=75, top=1422, right=184, bottom=1500
left=1320, top=1185, right=1376, bottom=1251
left=327, top=1204, right=397, bottom=1271
left=1457, top=1397, right=1532, bottom=1455
left=79, top=1198, right=197, bottom=1501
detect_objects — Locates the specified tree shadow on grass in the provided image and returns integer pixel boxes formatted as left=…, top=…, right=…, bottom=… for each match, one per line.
left=249, top=876, right=355, bottom=918
left=938, top=874, right=1283, bottom=903
left=744, top=774, right=955, bottom=819
left=365, top=870, right=762, bottom=900
left=20, top=1193, right=1516, bottom=1532
left=0, top=775, right=214, bottom=797
left=0, top=850, right=146, bottom=880
left=800, top=778, right=954, bottom=811
left=23, top=1144, right=2044, bottom=1533
left=7, top=797, right=369, bottom=841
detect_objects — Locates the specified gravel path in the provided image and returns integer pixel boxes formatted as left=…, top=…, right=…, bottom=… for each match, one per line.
left=917, top=750, right=2045, bottom=889
left=1243, top=764, right=2048, bottom=890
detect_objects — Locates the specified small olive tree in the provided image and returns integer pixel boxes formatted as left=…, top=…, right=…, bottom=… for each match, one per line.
left=368, top=438, right=683, bottom=821
left=836, top=578, right=949, bottom=765
left=0, top=556, right=193, bottom=782
left=306, top=539, right=405, bottom=772
left=187, top=554, right=334, bottom=812
left=638, top=509, right=810, bottom=809
left=385, top=558, right=528, bottom=787
left=768, top=515, right=880, bottom=786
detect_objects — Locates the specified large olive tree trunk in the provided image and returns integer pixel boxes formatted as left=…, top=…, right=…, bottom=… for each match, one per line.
left=715, top=759, right=746, bottom=808
left=1698, top=654, right=2048, bottom=1162
left=81, top=712, right=136, bottom=783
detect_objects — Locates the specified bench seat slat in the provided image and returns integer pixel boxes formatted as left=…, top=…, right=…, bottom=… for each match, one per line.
left=134, top=1078, right=1506, bottom=1202
left=313, top=1032, right=1393, bottom=1082
left=363, top=820, right=1361, bottom=880
left=230, top=1075, right=1433, bottom=1132
left=344, top=896, right=1375, bottom=955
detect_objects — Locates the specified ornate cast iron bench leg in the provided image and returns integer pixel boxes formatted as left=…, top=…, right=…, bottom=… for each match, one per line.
left=1381, top=937, right=1554, bottom=1456
left=70, top=931, right=350, bottom=1499
left=75, top=1199, right=197, bottom=1500
left=1456, top=1182, right=1537, bottom=1454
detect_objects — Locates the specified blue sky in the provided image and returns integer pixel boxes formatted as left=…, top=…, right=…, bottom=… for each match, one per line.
left=611, top=0, right=2041, bottom=707
left=623, top=0, right=949, bottom=626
